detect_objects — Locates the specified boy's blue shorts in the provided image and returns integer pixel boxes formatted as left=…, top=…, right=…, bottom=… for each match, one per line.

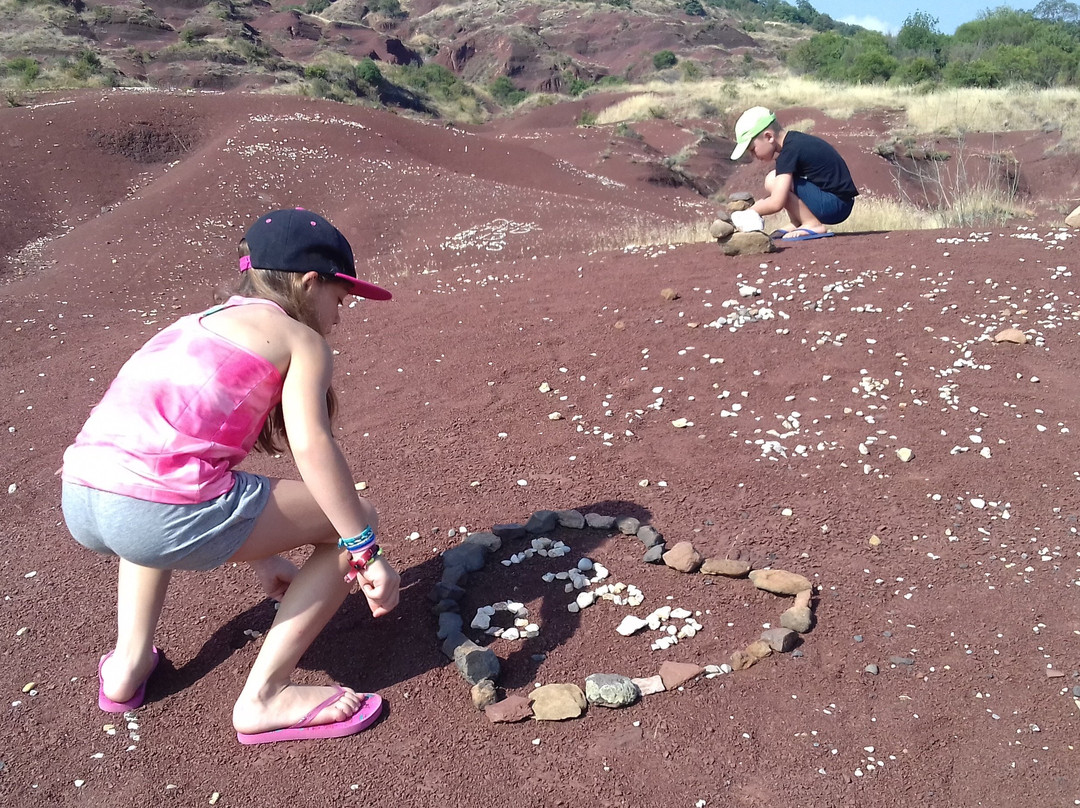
left=794, top=177, right=854, bottom=225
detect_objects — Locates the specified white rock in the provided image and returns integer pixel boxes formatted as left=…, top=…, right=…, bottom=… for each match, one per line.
left=576, top=591, right=595, bottom=609
left=616, top=615, right=649, bottom=636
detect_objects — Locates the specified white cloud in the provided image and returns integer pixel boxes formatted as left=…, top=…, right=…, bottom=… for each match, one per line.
left=839, top=15, right=897, bottom=35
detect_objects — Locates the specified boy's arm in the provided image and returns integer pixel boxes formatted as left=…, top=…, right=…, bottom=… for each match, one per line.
left=753, top=171, right=793, bottom=216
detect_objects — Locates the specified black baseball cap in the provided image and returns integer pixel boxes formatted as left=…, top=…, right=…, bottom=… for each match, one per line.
left=240, top=208, right=391, bottom=301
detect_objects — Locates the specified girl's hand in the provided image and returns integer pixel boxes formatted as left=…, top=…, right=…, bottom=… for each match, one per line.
left=358, top=557, right=400, bottom=617
left=250, top=555, right=299, bottom=602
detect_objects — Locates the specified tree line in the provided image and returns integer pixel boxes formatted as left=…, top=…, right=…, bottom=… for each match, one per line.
left=786, top=2, right=1080, bottom=87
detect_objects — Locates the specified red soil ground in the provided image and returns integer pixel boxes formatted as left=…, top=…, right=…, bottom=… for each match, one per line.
left=1, top=90, right=1079, bottom=808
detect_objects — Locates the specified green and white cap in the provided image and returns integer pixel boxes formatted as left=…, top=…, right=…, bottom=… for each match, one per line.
left=730, top=107, right=776, bottom=160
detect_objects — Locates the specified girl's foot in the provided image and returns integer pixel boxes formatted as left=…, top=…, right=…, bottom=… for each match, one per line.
left=232, top=684, right=363, bottom=736
left=99, top=648, right=159, bottom=708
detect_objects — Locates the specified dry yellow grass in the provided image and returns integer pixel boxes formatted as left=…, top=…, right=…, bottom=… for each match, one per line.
left=592, top=75, right=1080, bottom=148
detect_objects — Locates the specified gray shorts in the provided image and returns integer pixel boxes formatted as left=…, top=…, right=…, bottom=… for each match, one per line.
left=61, top=471, right=271, bottom=571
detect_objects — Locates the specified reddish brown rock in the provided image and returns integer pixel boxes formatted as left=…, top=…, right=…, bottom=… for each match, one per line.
left=485, top=695, right=533, bottom=723
left=662, top=541, right=703, bottom=573
left=658, top=660, right=703, bottom=689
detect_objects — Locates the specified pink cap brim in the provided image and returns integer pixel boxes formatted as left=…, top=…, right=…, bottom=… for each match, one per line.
left=336, top=273, right=392, bottom=301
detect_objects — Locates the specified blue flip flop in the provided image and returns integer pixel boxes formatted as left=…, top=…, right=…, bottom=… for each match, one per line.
left=784, top=228, right=834, bottom=241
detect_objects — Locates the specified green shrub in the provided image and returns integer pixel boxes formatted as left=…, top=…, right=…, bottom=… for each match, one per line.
left=356, top=58, right=383, bottom=85
left=684, top=0, right=705, bottom=15
left=397, top=63, right=472, bottom=101
left=895, top=56, right=940, bottom=84
left=680, top=59, right=703, bottom=81
left=565, top=75, right=590, bottom=96
left=653, top=50, right=677, bottom=70
left=69, top=49, right=103, bottom=80
left=595, top=75, right=627, bottom=87
left=305, top=64, right=330, bottom=80
left=7, top=57, right=40, bottom=84
left=489, top=75, right=528, bottom=105
left=304, top=0, right=330, bottom=13
left=578, top=109, right=598, bottom=126
left=369, top=0, right=406, bottom=17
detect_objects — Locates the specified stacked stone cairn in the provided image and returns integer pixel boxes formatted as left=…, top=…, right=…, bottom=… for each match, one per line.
left=709, top=192, right=776, bottom=256
left=432, top=508, right=816, bottom=724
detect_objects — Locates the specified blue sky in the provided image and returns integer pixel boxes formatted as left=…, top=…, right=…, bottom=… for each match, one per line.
left=810, top=1, right=1044, bottom=35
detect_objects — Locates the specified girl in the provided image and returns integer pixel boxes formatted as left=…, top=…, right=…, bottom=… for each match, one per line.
left=61, top=208, right=400, bottom=744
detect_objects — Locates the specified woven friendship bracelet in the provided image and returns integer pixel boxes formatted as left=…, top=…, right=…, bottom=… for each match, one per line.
left=338, top=525, right=376, bottom=554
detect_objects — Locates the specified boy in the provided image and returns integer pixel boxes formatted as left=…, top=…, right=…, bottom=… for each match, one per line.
left=730, top=107, right=858, bottom=240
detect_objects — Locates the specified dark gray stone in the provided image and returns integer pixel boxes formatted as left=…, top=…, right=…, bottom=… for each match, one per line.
left=636, top=525, right=663, bottom=547
left=430, top=581, right=466, bottom=603
left=437, top=611, right=464, bottom=640
left=585, top=513, right=616, bottom=529
left=615, top=516, right=641, bottom=535
left=761, top=627, right=798, bottom=653
left=440, top=565, right=468, bottom=587
left=454, top=644, right=501, bottom=685
left=432, top=598, right=460, bottom=615
left=642, top=544, right=666, bottom=564
left=440, top=630, right=471, bottom=660
left=890, top=656, right=916, bottom=666
left=556, top=509, right=586, bottom=529
left=524, top=510, right=558, bottom=534
left=442, top=542, right=487, bottom=573
left=492, top=523, right=527, bottom=540
left=463, top=531, right=502, bottom=553
left=729, top=191, right=755, bottom=202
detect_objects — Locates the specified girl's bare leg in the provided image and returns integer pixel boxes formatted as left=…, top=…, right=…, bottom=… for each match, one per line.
left=99, top=560, right=171, bottom=703
left=228, top=479, right=378, bottom=734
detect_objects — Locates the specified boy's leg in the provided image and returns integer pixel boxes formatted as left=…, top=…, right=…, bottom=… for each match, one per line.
left=229, top=479, right=376, bottom=735
left=764, top=170, right=826, bottom=235
left=100, top=560, right=171, bottom=704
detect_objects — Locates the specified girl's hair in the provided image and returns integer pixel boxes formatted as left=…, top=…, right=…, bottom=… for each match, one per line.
left=237, top=238, right=339, bottom=454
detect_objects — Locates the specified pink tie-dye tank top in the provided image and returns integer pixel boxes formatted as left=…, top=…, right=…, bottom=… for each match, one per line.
left=62, top=296, right=284, bottom=504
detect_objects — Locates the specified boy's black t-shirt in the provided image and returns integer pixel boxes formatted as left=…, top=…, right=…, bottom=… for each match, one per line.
left=775, top=131, right=859, bottom=201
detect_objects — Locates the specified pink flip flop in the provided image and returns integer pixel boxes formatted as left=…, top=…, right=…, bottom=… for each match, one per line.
left=98, top=647, right=159, bottom=712
left=236, top=689, right=383, bottom=745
